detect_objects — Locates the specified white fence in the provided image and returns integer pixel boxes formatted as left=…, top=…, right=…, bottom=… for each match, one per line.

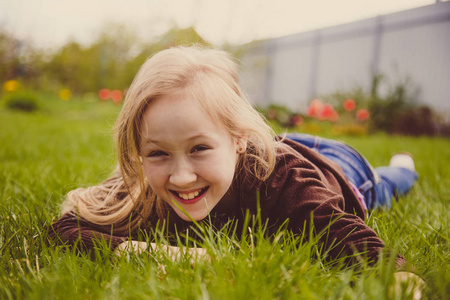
left=239, top=2, right=450, bottom=118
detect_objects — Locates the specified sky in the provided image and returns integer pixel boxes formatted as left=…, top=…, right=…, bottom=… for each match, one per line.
left=0, top=0, right=437, bottom=50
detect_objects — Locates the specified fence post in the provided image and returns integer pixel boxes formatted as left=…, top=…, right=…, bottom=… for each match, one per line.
left=371, top=15, right=383, bottom=78
left=307, top=29, right=321, bottom=101
left=263, top=41, right=276, bottom=105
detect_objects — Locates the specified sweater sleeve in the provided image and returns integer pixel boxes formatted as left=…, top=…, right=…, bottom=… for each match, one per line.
left=48, top=213, right=128, bottom=252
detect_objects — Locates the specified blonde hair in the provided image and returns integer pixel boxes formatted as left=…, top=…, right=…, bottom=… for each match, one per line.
left=62, top=46, right=277, bottom=232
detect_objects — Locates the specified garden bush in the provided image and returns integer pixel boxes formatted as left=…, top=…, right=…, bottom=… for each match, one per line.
left=392, top=106, right=437, bottom=136
left=367, top=77, right=415, bottom=134
left=312, top=74, right=450, bottom=136
left=259, top=104, right=294, bottom=127
left=3, top=91, right=40, bottom=112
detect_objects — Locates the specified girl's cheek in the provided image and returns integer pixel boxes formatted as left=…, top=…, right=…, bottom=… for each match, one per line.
left=143, top=163, right=165, bottom=182
left=155, top=165, right=167, bottom=176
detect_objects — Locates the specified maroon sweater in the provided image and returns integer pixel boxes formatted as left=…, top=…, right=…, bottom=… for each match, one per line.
left=49, top=139, right=405, bottom=267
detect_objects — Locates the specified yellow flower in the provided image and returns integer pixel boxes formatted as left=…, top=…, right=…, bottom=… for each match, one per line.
left=59, top=89, right=72, bottom=101
left=3, top=80, right=19, bottom=92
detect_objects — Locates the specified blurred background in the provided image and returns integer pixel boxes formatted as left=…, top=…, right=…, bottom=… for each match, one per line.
left=1, top=0, right=449, bottom=136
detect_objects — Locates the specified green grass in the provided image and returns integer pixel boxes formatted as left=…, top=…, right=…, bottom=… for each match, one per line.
left=0, top=95, right=449, bottom=299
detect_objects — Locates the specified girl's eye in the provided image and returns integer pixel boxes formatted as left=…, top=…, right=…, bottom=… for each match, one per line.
left=191, top=145, right=210, bottom=153
left=148, top=150, right=168, bottom=157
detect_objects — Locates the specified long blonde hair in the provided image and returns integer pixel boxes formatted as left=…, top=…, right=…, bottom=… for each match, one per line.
left=62, top=46, right=278, bottom=232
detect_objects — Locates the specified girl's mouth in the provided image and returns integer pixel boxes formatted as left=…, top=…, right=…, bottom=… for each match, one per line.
left=170, top=187, right=209, bottom=204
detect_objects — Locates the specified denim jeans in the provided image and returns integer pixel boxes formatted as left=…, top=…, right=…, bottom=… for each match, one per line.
left=285, top=133, right=418, bottom=209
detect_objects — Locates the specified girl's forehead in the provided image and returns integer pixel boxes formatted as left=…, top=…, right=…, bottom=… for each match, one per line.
left=140, top=93, right=228, bottom=139
left=145, top=89, right=220, bottom=120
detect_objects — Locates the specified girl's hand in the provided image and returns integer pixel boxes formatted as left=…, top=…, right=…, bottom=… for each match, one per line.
left=392, top=272, right=425, bottom=300
left=114, top=240, right=210, bottom=264
left=114, top=240, right=148, bottom=255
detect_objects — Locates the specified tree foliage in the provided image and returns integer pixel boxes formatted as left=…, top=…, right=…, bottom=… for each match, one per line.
left=1, top=24, right=210, bottom=95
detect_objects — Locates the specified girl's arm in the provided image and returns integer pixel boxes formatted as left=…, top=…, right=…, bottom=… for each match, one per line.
left=259, top=144, right=403, bottom=267
left=48, top=213, right=127, bottom=251
left=49, top=214, right=209, bottom=263
left=114, top=240, right=209, bottom=263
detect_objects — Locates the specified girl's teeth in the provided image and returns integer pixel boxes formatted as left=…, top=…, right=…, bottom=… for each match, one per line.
left=178, top=189, right=203, bottom=200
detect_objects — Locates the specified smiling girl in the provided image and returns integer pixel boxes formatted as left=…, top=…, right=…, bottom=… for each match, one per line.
left=50, top=46, right=419, bottom=277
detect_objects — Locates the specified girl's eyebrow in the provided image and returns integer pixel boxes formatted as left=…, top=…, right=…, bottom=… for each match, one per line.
left=185, top=134, right=213, bottom=142
left=144, top=134, right=213, bottom=144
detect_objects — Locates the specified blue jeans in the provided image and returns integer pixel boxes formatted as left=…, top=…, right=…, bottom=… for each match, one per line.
left=286, top=134, right=418, bottom=209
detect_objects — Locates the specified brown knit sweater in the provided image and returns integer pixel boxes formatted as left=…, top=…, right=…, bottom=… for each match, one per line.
left=49, top=138, right=405, bottom=267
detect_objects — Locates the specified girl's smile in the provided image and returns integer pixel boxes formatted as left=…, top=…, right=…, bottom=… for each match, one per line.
left=139, top=92, right=242, bottom=221
left=170, top=187, right=209, bottom=204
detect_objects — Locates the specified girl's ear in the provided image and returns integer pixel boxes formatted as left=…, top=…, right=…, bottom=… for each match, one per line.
left=236, top=136, right=248, bottom=154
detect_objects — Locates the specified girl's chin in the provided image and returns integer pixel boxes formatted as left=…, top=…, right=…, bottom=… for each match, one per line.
left=171, top=198, right=212, bottom=221
left=175, top=209, right=209, bottom=222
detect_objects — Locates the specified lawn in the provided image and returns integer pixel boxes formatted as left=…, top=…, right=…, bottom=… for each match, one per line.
left=0, top=96, right=449, bottom=299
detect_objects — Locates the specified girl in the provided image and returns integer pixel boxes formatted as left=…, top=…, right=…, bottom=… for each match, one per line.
left=50, top=46, right=418, bottom=271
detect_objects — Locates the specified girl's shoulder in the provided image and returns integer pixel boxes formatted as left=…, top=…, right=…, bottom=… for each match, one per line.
left=274, top=138, right=335, bottom=171
left=275, top=137, right=351, bottom=176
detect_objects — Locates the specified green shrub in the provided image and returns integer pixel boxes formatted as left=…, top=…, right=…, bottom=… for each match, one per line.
left=3, top=92, right=39, bottom=112
left=392, top=106, right=437, bottom=136
left=368, top=78, right=415, bottom=133
left=261, top=104, right=293, bottom=127
left=261, top=74, right=450, bottom=137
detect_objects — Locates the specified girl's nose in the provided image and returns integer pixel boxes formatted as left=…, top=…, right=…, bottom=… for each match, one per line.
left=169, top=163, right=197, bottom=187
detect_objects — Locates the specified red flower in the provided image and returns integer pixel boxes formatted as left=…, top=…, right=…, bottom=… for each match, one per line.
left=356, top=109, right=370, bottom=121
left=343, top=98, right=356, bottom=111
left=319, top=104, right=334, bottom=120
left=329, top=110, right=339, bottom=122
left=307, top=106, right=316, bottom=117
left=307, top=99, right=324, bottom=118
left=98, top=88, right=111, bottom=100
left=111, top=90, right=123, bottom=103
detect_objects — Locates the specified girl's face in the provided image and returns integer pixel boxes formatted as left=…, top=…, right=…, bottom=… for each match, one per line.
left=139, top=92, right=242, bottom=221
